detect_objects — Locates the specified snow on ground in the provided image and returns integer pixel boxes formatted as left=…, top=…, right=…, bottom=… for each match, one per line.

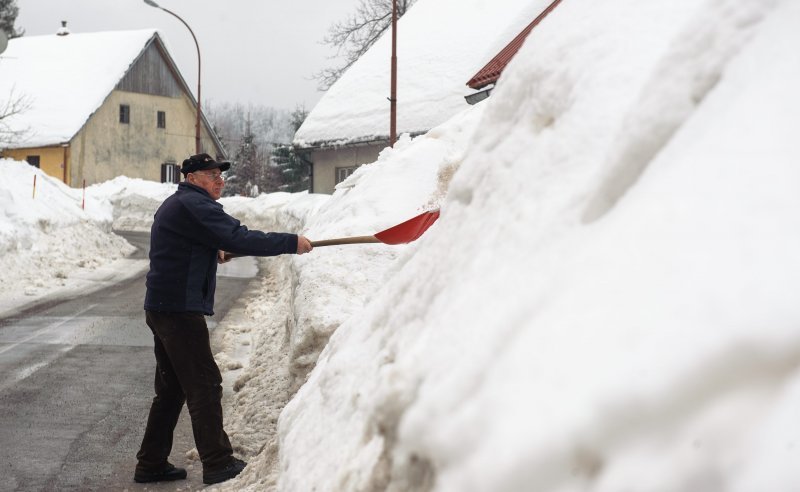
left=89, top=176, right=177, bottom=231
left=2, top=0, right=799, bottom=490
left=286, top=104, right=485, bottom=392
left=0, top=160, right=138, bottom=317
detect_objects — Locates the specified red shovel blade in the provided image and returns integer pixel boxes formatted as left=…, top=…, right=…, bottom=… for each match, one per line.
left=374, top=209, right=440, bottom=245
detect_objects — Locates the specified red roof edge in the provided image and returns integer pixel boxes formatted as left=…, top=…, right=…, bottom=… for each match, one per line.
left=467, top=0, right=564, bottom=90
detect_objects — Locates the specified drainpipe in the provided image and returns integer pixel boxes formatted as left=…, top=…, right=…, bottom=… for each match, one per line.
left=62, top=144, right=69, bottom=184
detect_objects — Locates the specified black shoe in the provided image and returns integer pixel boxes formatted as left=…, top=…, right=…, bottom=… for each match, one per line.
left=133, top=462, right=187, bottom=483
left=203, top=457, right=247, bottom=485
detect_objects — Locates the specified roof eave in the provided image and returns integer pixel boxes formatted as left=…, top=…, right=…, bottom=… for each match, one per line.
left=293, top=130, right=427, bottom=152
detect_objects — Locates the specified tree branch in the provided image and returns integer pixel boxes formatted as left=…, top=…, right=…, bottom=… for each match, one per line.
left=314, top=0, right=417, bottom=91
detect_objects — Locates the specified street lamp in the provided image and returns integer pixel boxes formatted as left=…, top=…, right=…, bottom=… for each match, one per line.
left=143, top=0, right=202, bottom=154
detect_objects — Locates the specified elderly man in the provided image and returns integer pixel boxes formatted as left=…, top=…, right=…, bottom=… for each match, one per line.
left=133, top=153, right=312, bottom=485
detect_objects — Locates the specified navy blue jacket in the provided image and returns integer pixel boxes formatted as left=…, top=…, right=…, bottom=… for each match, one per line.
left=144, top=182, right=298, bottom=315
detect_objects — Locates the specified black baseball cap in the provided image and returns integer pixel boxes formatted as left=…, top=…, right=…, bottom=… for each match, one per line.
left=180, top=153, right=231, bottom=175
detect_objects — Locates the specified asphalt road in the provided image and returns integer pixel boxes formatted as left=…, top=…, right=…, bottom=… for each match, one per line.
left=0, top=231, right=257, bottom=491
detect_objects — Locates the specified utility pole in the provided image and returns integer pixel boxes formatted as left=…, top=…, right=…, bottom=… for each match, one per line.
left=389, top=0, right=398, bottom=147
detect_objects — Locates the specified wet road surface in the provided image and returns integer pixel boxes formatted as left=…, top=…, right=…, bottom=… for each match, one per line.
left=0, top=231, right=257, bottom=491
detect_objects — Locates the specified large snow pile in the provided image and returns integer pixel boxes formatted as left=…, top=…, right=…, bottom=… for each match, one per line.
left=88, top=176, right=177, bottom=231
left=288, top=106, right=484, bottom=391
left=246, top=0, right=799, bottom=490
left=0, top=159, right=136, bottom=316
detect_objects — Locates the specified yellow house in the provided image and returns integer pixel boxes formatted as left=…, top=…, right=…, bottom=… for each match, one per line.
left=0, top=28, right=226, bottom=186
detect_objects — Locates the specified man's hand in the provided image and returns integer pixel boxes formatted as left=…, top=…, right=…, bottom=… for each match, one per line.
left=297, top=236, right=313, bottom=255
left=218, top=250, right=232, bottom=264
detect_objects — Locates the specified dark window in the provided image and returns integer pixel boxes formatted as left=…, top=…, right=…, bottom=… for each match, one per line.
left=26, top=155, right=40, bottom=168
left=335, top=166, right=358, bottom=184
left=157, top=111, right=166, bottom=129
left=161, top=162, right=180, bottom=184
left=119, top=104, right=130, bottom=124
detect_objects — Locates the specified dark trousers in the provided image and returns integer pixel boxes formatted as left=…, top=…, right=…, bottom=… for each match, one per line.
left=136, top=311, right=233, bottom=473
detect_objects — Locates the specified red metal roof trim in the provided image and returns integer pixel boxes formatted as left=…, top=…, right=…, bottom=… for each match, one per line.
left=467, top=0, right=563, bottom=90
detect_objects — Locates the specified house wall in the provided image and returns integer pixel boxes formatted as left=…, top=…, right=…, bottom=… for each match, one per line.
left=2, top=146, right=68, bottom=182
left=69, top=89, right=218, bottom=186
left=310, top=143, right=385, bottom=194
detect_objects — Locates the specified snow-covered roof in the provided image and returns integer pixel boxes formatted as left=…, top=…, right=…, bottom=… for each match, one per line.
left=294, top=0, right=557, bottom=148
left=0, top=29, right=161, bottom=149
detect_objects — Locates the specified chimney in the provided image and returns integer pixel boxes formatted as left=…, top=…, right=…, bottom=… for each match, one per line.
left=56, top=21, right=71, bottom=36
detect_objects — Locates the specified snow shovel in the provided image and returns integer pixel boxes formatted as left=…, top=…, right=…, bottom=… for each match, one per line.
left=311, top=209, right=440, bottom=247
left=223, top=209, right=440, bottom=260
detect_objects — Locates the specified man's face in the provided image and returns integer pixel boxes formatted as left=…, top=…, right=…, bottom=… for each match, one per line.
left=188, top=169, right=225, bottom=200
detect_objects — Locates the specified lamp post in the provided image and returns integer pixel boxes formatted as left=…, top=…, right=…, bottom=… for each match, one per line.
left=143, top=0, right=202, bottom=154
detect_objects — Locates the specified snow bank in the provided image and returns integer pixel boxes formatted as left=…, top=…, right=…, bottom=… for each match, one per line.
left=210, top=192, right=329, bottom=489
left=214, top=107, right=483, bottom=488
left=221, top=191, right=327, bottom=234
left=288, top=104, right=485, bottom=392
left=88, top=176, right=177, bottom=231
left=271, top=0, right=800, bottom=491
left=0, top=159, right=136, bottom=316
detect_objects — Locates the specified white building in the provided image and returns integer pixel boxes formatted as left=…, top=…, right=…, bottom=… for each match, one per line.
left=294, top=0, right=557, bottom=194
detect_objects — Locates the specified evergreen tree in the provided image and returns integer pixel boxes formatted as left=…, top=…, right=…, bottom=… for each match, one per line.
left=224, top=117, right=281, bottom=197
left=272, top=107, right=311, bottom=193
left=0, top=0, right=24, bottom=38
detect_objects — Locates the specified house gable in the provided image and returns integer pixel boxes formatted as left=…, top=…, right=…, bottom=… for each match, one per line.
left=116, top=40, right=183, bottom=98
left=1, top=29, right=226, bottom=186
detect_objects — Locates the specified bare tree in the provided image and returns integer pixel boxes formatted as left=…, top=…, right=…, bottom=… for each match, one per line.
left=0, top=87, right=32, bottom=146
left=205, top=100, right=293, bottom=153
left=315, top=0, right=416, bottom=91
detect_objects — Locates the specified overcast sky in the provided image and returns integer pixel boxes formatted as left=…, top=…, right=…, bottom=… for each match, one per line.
left=15, top=0, right=363, bottom=111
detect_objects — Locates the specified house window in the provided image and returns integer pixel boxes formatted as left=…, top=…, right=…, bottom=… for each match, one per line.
left=161, top=162, right=180, bottom=184
left=335, top=166, right=357, bottom=184
left=157, top=111, right=166, bottom=129
left=120, top=104, right=130, bottom=124
left=26, top=155, right=40, bottom=168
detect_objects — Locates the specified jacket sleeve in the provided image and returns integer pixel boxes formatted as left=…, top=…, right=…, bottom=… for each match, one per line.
left=183, top=197, right=298, bottom=256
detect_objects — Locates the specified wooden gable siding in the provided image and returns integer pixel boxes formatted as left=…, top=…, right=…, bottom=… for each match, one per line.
left=115, top=40, right=182, bottom=97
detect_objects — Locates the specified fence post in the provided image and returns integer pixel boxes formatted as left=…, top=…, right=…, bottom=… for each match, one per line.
left=32, top=175, right=37, bottom=199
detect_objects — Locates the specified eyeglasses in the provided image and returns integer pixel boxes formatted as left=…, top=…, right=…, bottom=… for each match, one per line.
left=193, top=172, right=224, bottom=181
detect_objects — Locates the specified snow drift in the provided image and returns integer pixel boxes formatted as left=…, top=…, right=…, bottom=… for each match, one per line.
left=0, top=160, right=136, bottom=316
left=269, top=0, right=800, bottom=491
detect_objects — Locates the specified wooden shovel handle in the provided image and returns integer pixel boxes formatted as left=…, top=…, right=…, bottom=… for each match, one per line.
left=310, top=236, right=381, bottom=247
left=222, top=235, right=381, bottom=260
